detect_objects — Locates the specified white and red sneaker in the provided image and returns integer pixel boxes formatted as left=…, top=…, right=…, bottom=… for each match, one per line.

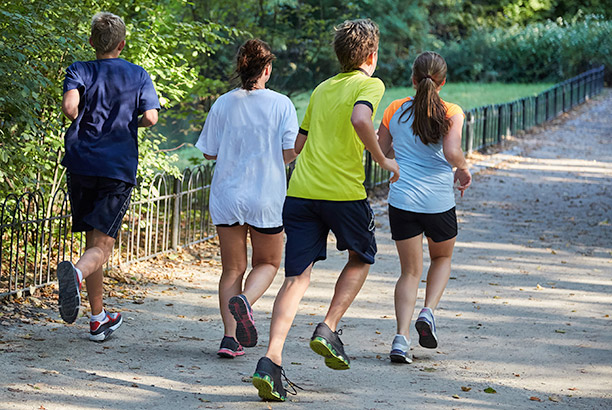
left=57, top=261, right=82, bottom=323
left=90, top=312, right=123, bottom=342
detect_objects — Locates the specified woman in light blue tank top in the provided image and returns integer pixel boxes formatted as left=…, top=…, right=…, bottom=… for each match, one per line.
left=377, top=52, right=472, bottom=363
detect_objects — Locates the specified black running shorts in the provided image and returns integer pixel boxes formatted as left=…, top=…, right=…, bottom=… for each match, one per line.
left=67, top=173, right=133, bottom=239
left=388, top=204, right=457, bottom=242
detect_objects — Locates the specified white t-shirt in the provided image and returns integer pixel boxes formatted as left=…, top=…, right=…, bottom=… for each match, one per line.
left=195, top=88, right=298, bottom=228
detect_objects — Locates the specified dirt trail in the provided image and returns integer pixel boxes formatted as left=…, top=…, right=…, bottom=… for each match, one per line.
left=1, top=91, right=611, bottom=410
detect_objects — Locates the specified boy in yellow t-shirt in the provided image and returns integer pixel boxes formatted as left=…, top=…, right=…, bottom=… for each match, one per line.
left=252, top=19, right=399, bottom=401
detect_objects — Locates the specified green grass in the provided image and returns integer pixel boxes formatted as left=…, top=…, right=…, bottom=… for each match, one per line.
left=292, top=82, right=555, bottom=126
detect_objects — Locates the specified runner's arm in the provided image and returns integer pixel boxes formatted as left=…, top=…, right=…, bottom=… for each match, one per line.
left=61, top=89, right=80, bottom=121
left=295, top=131, right=307, bottom=154
left=376, top=123, right=395, bottom=158
left=138, top=109, right=158, bottom=128
left=351, top=104, right=399, bottom=183
left=443, top=113, right=471, bottom=196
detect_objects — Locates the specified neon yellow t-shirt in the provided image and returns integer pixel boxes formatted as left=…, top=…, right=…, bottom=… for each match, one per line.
left=287, top=71, right=385, bottom=200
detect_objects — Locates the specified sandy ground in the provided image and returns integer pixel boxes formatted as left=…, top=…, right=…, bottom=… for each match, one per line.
left=1, top=90, right=611, bottom=410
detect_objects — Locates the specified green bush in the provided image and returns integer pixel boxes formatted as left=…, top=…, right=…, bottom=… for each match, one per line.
left=441, top=14, right=612, bottom=83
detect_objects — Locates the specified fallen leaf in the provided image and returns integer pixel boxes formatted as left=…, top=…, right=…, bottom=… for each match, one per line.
left=555, top=329, right=566, bottom=334
left=530, top=396, right=541, bottom=401
left=484, top=387, right=497, bottom=394
left=461, top=386, right=471, bottom=391
left=549, top=395, right=561, bottom=402
left=452, top=394, right=460, bottom=399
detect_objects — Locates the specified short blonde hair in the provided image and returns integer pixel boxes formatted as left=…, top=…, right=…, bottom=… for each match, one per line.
left=333, top=19, right=379, bottom=72
left=90, top=12, right=126, bottom=54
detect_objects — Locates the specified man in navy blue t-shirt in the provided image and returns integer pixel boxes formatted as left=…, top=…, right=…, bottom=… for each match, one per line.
left=57, top=12, right=160, bottom=342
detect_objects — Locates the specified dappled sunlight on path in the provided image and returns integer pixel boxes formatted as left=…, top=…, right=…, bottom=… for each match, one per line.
left=1, top=91, right=611, bottom=409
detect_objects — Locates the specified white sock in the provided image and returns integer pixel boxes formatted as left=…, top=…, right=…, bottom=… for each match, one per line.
left=75, top=267, right=83, bottom=284
left=90, top=310, right=107, bottom=323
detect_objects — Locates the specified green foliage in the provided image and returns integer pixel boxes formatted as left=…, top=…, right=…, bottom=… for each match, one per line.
left=442, top=14, right=612, bottom=82
left=0, top=0, right=235, bottom=199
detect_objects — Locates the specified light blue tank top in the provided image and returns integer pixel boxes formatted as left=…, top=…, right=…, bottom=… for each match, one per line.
left=387, top=100, right=457, bottom=214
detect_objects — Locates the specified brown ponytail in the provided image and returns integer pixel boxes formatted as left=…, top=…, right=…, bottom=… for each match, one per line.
left=399, top=51, right=449, bottom=145
left=235, top=39, right=276, bottom=90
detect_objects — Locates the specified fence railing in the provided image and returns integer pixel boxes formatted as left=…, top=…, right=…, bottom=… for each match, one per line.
left=0, top=66, right=606, bottom=298
left=1, top=166, right=215, bottom=298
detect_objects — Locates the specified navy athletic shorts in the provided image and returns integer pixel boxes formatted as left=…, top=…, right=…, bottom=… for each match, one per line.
left=388, top=204, right=457, bottom=242
left=283, top=196, right=377, bottom=277
left=67, top=173, right=133, bottom=239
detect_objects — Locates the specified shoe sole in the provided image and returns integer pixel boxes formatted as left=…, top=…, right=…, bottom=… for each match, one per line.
left=57, top=261, right=81, bottom=324
left=309, top=337, right=350, bottom=370
left=390, top=353, right=413, bottom=364
left=89, top=315, right=123, bottom=342
left=252, top=373, right=285, bottom=402
left=415, top=320, right=438, bottom=349
left=217, top=348, right=245, bottom=358
left=229, top=296, right=257, bottom=347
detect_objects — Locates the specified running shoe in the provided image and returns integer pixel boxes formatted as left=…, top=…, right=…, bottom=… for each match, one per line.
left=309, top=322, right=350, bottom=370
left=217, top=336, right=245, bottom=358
left=389, top=334, right=412, bottom=364
left=415, top=307, right=438, bottom=349
left=228, top=294, right=257, bottom=347
left=57, top=261, right=82, bottom=324
left=253, top=357, right=302, bottom=401
left=89, top=312, right=123, bottom=342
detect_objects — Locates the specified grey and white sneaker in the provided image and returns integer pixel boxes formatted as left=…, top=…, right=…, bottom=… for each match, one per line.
left=389, top=334, right=412, bottom=364
left=57, top=261, right=82, bottom=324
left=415, top=307, right=438, bottom=349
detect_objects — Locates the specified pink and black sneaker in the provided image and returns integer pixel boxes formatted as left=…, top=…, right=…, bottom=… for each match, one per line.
left=217, top=336, right=245, bottom=358
left=57, top=261, right=82, bottom=324
left=90, top=312, right=123, bottom=342
left=228, top=294, right=257, bottom=347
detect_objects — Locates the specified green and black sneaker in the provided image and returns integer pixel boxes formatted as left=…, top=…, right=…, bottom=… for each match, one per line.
left=253, top=357, right=302, bottom=401
left=309, top=322, right=350, bottom=370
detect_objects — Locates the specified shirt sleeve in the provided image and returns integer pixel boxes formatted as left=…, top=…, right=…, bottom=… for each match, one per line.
left=382, top=97, right=411, bottom=129
left=63, top=63, right=84, bottom=95
left=355, top=77, right=385, bottom=117
left=281, top=98, right=299, bottom=150
left=195, top=102, right=220, bottom=156
left=139, top=71, right=161, bottom=114
left=444, top=101, right=464, bottom=119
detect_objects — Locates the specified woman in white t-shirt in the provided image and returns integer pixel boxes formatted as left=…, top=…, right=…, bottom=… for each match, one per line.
left=377, top=52, right=472, bottom=364
left=196, top=39, right=298, bottom=358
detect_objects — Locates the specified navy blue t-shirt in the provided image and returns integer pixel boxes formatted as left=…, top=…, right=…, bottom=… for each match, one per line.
left=61, top=58, right=160, bottom=185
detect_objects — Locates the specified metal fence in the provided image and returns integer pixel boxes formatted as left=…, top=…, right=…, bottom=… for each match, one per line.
left=462, top=65, right=605, bottom=153
left=0, top=66, right=606, bottom=298
left=1, top=166, right=214, bottom=298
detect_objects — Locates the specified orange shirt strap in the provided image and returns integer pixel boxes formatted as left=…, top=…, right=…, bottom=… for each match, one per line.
left=382, top=97, right=411, bottom=129
left=442, top=101, right=464, bottom=118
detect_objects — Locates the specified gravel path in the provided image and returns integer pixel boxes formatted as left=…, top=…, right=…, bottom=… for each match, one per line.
left=1, top=90, right=611, bottom=410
